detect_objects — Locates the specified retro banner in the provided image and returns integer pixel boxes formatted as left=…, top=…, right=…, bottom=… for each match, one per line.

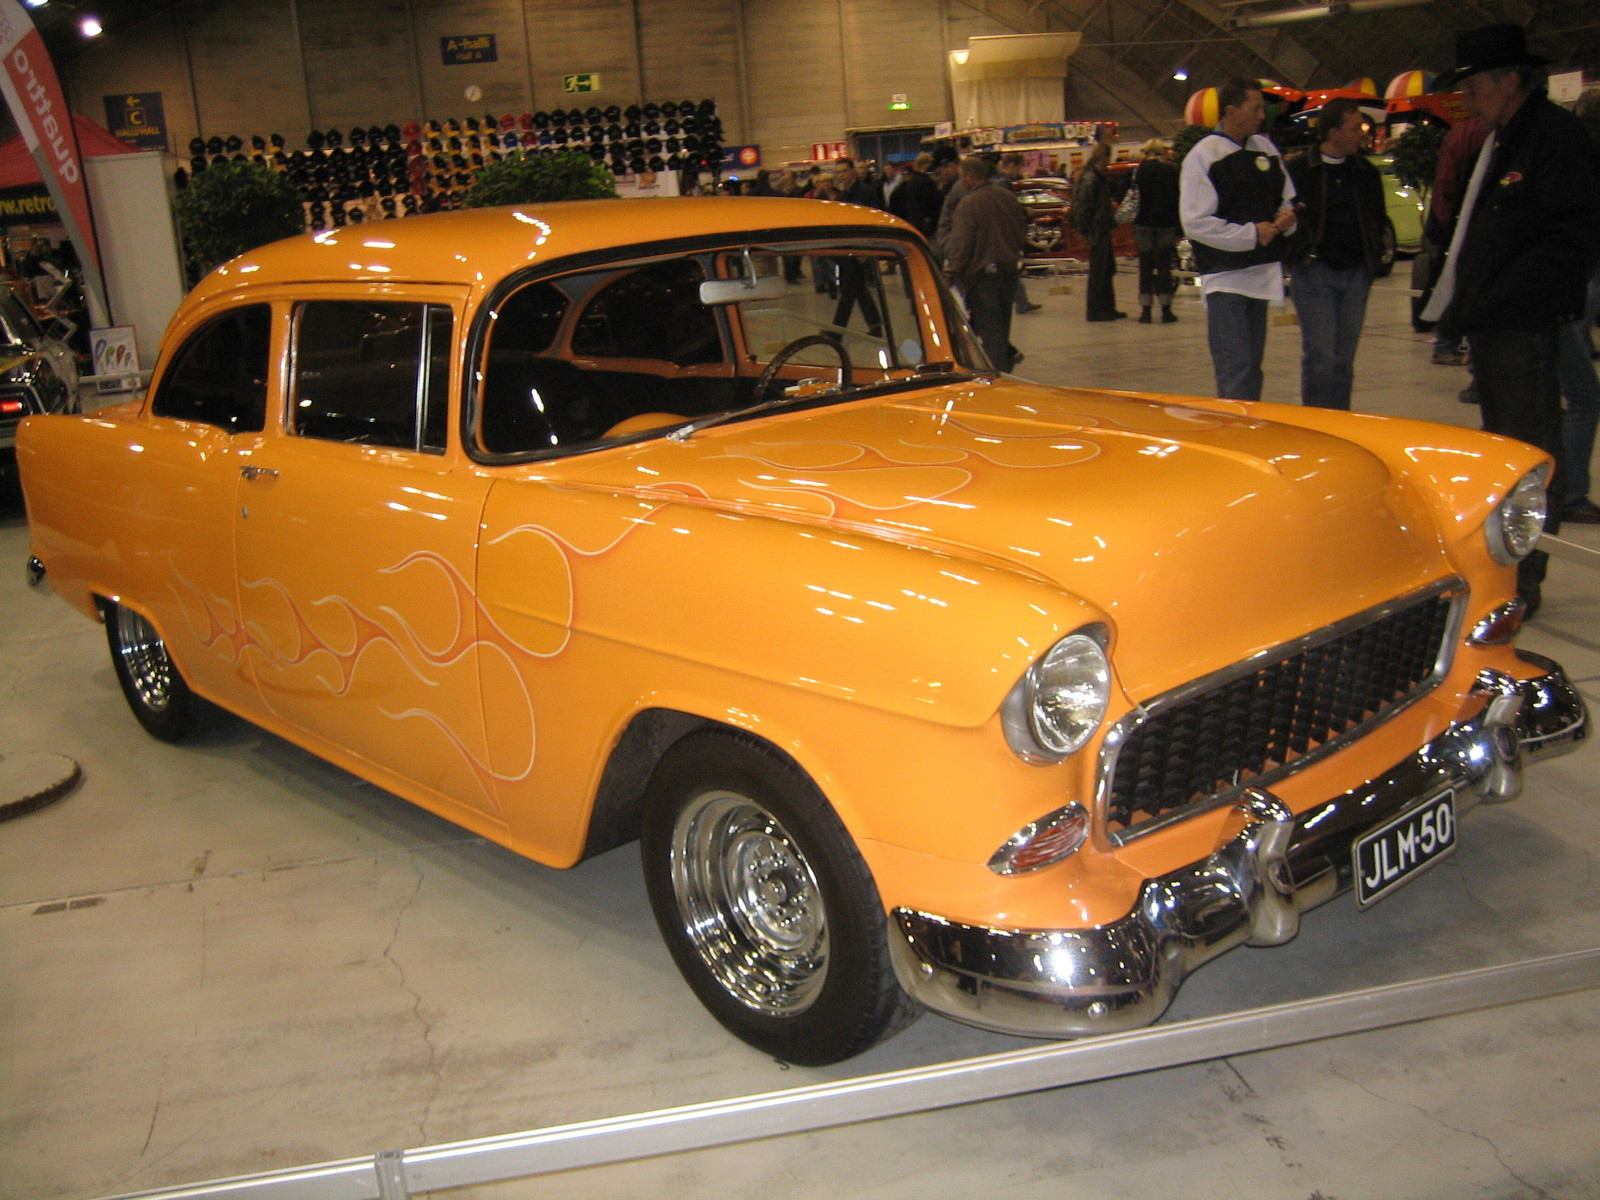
left=0, top=0, right=109, bottom=324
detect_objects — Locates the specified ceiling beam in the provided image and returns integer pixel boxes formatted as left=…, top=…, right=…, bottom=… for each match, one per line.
left=1168, top=0, right=1323, bottom=86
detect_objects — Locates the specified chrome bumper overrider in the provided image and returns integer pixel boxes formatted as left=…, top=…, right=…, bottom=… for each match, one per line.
left=889, top=654, right=1588, bottom=1039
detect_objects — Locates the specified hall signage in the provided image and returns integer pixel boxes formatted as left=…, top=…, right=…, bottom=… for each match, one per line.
left=441, top=34, right=496, bottom=65
left=102, top=91, right=167, bottom=151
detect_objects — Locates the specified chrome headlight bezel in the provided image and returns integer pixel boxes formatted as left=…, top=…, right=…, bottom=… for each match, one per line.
left=1486, top=467, right=1549, bottom=566
left=1000, top=627, right=1111, bottom=764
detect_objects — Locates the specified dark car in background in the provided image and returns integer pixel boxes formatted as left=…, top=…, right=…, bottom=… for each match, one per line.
left=0, top=286, right=79, bottom=467
left=1017, top=169, right=1138, bottom=261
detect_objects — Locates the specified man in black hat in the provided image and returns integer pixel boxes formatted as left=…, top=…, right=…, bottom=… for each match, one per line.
left=1420, top=22, right=1600, bottom=615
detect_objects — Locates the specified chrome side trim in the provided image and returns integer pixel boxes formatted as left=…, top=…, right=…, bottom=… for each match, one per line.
left=1098, top=578, right=1469, bottom=845
left=890, top=659, right=1586, bottom=1039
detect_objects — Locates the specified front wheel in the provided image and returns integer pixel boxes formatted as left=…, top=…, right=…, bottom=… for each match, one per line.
left=641, top=729, right=915, bottom=1065
left=104, top=601, right=204, bottom=742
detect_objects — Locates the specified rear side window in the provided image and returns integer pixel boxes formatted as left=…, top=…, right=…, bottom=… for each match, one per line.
left=150, top=304, right=271, bottom=433
left=291, top=300, right=453, bottom=452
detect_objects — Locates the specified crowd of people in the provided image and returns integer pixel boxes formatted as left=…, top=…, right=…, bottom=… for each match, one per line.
left=709, top=20, right=1599, bottom=613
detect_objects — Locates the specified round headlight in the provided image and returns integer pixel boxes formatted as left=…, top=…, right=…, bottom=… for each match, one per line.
left=1002, top=631, right=1111, bottom=762
left=1487, top=469, right=1548, bottom=565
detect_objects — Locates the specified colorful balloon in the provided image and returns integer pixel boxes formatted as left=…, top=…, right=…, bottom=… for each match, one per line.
left=1386, top=70, right=1435, bottom=100
left=1184, top=87, right=1219, bottom=127
left=1347, top=77, right=1378, bottom=96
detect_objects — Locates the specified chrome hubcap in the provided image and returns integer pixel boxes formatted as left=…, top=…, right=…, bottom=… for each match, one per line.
left=671, top=790, right=828, bottom=1015
left=114, top=607, right=174, bottom=713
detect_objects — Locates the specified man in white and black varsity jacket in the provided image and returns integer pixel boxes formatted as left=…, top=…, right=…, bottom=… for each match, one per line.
left=1179, top=77, right=1298, bottom=401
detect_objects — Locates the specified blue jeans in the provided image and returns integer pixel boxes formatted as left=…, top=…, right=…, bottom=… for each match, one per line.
left=966, top=266, right=1019, bottom=372
left=1205, top=290, right=1268, bottom=401
left=1288, top=260, right=1371, bottom=410
left=1133, top=226, right=1178, bottom=304
left=1557, top=263, right=1600, bottom=510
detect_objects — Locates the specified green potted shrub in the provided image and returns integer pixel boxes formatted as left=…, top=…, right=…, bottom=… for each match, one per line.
left=463, top=149, right=620, bottom=207
left=175, top=160, right=304, bottom=283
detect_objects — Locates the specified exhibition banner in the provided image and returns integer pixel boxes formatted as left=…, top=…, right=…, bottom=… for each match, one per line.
left=0, top=0, right=108, bottom=322
left=0, top=183, right=57, bottom=224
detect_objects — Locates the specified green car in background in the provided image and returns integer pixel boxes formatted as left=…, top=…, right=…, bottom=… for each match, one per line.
left=1369, top=152, right=1426, bottom=274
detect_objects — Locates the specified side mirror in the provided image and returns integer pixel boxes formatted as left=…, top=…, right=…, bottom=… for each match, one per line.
left=699, top=275, right=789, bottom=305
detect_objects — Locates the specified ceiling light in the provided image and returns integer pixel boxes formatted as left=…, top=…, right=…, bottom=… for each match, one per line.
left=80, top=14, right=103, bottom=37
left=1173, top=69, right=1189, bottom=81
left=23, top=0, right=48, bottom=9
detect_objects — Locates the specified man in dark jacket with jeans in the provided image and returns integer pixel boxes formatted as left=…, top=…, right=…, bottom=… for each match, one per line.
left=1286, top=98, right=1388, bottom=409
left=1421, top=24, right=1600, bottom=615
left=944, top=157, right=1028, bottom=371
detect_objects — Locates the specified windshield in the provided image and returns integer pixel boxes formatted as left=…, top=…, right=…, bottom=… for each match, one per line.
left=473, top=234, right=985, bottom=460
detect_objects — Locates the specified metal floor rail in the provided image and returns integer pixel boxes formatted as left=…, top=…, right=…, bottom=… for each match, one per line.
left=92, top=947, right=1600, bottom=1200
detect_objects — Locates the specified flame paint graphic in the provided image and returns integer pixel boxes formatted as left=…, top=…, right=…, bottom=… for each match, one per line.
left=166, top=492, right=684, bottom=811
left=156, top=413, right=1171, bottom=814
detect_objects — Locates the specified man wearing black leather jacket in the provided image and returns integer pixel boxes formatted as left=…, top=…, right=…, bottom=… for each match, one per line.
left=1286, top=99, right=1388, bottom=409
left=1421, top=24, right=1600, bottom=615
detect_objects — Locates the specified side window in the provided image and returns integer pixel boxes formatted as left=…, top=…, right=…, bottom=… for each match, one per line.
left=570, top=259, right=721, bottom=366
left=292, top=301, right=453, bottom=452
left=150, top=304, right=271, bottom=433
left=479, top=281, right=572, bottom=454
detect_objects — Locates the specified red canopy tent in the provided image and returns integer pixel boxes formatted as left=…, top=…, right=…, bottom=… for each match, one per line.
left=0, top=114, right=138, bottom=224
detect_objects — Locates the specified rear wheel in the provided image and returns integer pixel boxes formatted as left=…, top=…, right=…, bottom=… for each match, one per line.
left=104, top=601, right=203, bottom=742
left=641, top=729, right=915, bottom=1065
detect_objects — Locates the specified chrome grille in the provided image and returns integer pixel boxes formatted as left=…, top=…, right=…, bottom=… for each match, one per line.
left=1104, top=586, right=1460, bottom=839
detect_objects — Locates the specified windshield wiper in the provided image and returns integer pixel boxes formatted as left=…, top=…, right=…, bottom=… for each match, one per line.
left=665, top=362, right=975, bottom=443
left=667, top=381, right=847, bottom=443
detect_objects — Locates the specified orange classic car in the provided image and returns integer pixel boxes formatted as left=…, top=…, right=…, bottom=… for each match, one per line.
left=18, top=198, right=1586, bottom=1065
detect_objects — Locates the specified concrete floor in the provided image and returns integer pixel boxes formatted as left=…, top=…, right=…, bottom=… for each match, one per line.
left=3, top=265, right=1598, bottom=1200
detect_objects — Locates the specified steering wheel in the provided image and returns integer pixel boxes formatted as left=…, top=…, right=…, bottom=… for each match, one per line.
left=751, top=334, right=853, bottom=403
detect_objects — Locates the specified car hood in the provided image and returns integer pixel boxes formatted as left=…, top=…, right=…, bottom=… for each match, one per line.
left=565, top=379, right=1449, bottom=697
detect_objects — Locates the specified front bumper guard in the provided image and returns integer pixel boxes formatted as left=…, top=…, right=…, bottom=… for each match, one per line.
left=889, top=654, right=1588, bottom=1038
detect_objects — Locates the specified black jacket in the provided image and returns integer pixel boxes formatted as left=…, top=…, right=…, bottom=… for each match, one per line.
left=1286, top=151, right=1388, bottom=276
left=1132, top=158, right=1179, bottom=229
left=1441, top=90, right=1600, bottom=334
left=889, top=170, right=941, bottom=239
left=1073, top=166, right=1114, bottom=241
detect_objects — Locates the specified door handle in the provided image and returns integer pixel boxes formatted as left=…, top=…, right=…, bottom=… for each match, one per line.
left=240, top=465, right=280, bottom=480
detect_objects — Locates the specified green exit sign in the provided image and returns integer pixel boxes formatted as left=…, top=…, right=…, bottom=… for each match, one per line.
left=564, top=73, right=600, bottom=93
left=889, top=93, right=909, bottom=111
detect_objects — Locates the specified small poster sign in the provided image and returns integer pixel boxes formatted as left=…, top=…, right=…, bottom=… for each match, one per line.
left=563, top=73, right=600, bottom=93
left=91, top=325, right=140, bottom=392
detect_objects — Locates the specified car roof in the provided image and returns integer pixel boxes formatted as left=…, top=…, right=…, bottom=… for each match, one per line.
left=190, top=197, right=913, bottom=303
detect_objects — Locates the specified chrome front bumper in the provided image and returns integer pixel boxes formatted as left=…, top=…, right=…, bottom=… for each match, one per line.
left=888, top=653, right=1588, bottom=1039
